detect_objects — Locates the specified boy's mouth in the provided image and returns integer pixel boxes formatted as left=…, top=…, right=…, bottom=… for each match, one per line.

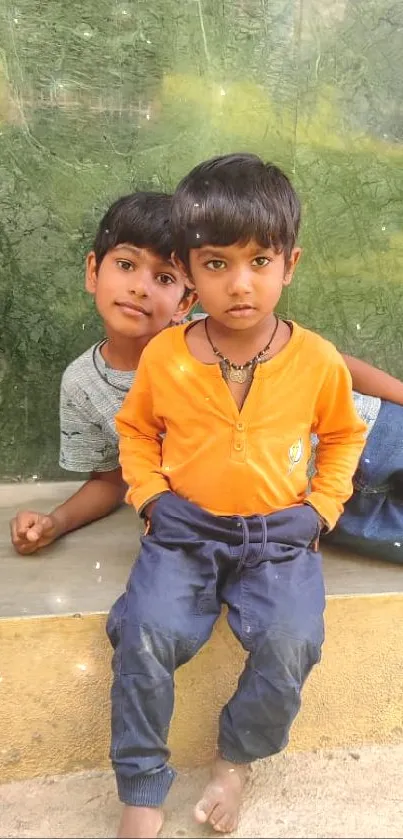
left=115, top=301, right=150, bottom=317
left=226, top=304, right=256, bottom=317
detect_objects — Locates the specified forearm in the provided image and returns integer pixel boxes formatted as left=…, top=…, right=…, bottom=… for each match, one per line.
left=342, top=353, right=403, bottom=404
left=309, top=435, right=364, bottom=528
left=116, top=357, right=170, bottom=511
left=50, top=470, right=126, bottom=538
left=311, top=356, right=367, bottom=528
left=119, top=436, right=169, bottom=512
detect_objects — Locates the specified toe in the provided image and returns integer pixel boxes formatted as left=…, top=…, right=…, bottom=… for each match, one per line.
left=194, top=801, right=208, bottom=824
left=227, top=815, right=238, bottom=833
left=209, top=804, right=226, bottom=827
left=194, top=784, right=225, bottom=825
left=194, top=796, right=217, bottom=825
left=213, top=821, right=229, bottom=834
left=214, top=814, right=234, bottom=834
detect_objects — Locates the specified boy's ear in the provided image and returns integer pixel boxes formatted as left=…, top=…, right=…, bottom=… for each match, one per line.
left=283, top=247, right=302, bottom=287
left=172, top=252, right=195, bottom=290
left=170, top=252, right=198, bottom=322
left=85, top=251, right=98, bottom=294
left=171, top=288, right=199, bottom=324
left=171, top=251, right=197, bottom=323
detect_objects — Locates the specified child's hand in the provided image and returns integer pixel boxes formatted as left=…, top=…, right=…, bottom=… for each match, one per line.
left=303, top=502, right=327, bottom=551
left=142, top=498, right=163, bottom=535
left=10, top=510, right=60, bottom=555
left=143, top=500, right=157, bottom=521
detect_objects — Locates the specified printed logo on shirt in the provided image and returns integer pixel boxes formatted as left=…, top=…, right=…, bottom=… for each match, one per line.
left=288, top=438, right=303, bottom=474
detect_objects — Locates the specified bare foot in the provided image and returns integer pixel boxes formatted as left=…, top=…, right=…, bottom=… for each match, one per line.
left=117, top=804, right=163, bottom=838
left=194, top=758, right=249, bottom=833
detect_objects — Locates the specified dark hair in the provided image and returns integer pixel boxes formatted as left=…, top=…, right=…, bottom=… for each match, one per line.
left=93, top=191, right=174, bottom=268
left=171, top=153, right=301, bottom=270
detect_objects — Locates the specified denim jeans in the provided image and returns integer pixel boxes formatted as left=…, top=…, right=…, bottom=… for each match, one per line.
left=107, top=493, right=325, bottom=806
left=325, top=399, right=403, bottom=563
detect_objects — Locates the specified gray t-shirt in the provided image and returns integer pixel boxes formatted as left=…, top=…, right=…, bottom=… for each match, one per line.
left=59, top=342, right=134, bottom=473
left=351, top=392, right=381, bottom=435
left=59, top=339, right=381, bottom=475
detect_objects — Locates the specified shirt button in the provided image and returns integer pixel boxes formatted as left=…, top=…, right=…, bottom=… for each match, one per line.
left=236, top=422, right=245, bottom=432
left=234, top=441, right=244, bottom=451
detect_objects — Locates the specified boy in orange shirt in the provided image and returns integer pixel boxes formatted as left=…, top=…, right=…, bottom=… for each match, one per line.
left=110, top=154, right=366, bottom=838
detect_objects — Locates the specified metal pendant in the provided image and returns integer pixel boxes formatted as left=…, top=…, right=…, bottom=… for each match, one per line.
left=228, top=366, right=248, bottom=384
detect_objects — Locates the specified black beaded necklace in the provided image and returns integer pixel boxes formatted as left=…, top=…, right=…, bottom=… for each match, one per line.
left=92, top=340, right=131, bottom=394
left=204, top=315, right=279, bottom=384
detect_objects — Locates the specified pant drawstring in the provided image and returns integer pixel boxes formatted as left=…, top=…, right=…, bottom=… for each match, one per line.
left=255, top=514, right=268, bottom=563
left=236, top=514, right=268, bottom=573
left=235, top=517, right=249, bottom=573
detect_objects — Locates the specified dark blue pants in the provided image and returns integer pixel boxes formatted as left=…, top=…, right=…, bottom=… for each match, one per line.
left=325, top=400, right=403, bottom=563
left=107, top=493, right=325, bottom=806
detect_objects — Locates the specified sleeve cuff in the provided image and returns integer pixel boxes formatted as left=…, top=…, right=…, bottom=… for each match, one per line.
left=125, top=478, right=170, bottom=513
left=138, top=492, right=167, bottom=518
left=305, top=492, right=341, bottom=532
left=303, top=501, right=329, bottom=533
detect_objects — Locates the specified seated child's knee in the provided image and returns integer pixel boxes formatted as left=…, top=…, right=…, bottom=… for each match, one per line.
left=252, top=626, right=323, bottom=679
left=106, top=593, right=126, bottom=648
left=390, top=469, right=403, bottom=499
left=115, top=611, right=201, bottom=675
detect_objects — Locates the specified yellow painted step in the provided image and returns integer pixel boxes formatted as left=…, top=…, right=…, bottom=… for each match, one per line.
left=1, top=483, right=402, bottom=783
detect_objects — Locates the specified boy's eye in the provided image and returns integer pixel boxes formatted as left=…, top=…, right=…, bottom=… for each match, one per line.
left=205, top=259, right=226, bottom=271
left=252, top=256, right=271, bottom=267
left=156, top=273, right=175, bottom=285
left=116, top=259, right=134, bottom=271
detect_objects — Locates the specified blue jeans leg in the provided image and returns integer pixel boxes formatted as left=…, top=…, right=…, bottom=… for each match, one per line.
left=218, top=512, right=325, bottom=762
left=327, top=400, right=403, bottom=563
left=106, top=502, right=221, bottom=806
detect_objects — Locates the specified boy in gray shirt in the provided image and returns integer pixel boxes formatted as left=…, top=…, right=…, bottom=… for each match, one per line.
left=10, top=192, right=196, bottom=553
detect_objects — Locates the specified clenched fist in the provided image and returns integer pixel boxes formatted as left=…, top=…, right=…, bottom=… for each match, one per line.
left=10, top=510, right=60, bottom=555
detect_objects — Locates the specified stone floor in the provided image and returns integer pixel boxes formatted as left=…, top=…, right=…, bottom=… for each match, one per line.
left=2, top=744, right=403, bottom=838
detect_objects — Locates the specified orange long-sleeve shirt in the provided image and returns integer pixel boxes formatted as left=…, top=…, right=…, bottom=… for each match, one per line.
left=116, top=322, right=366, bottom=529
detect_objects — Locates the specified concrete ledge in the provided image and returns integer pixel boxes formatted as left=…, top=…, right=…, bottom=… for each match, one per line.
left=1, top=593, right=403, bottom=783
left=2, top=482, right=403, bottom=619
left=1, top=482, right=403, bottom=783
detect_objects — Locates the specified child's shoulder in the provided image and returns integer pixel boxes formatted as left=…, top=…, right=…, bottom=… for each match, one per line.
left=61, top=344, right=97, bottom=391
left=294, top=322, right=343, bottom=367
left=141, top=323, right=187, bottom=362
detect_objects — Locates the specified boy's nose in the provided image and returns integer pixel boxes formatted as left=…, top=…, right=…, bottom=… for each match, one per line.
left=128, top=270, right=151, bottom=296
left=227, top=269, right=253, bottom=295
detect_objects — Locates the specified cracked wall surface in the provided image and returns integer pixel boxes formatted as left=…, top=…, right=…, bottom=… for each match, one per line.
left=0, top=0, right=402, bottom=478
